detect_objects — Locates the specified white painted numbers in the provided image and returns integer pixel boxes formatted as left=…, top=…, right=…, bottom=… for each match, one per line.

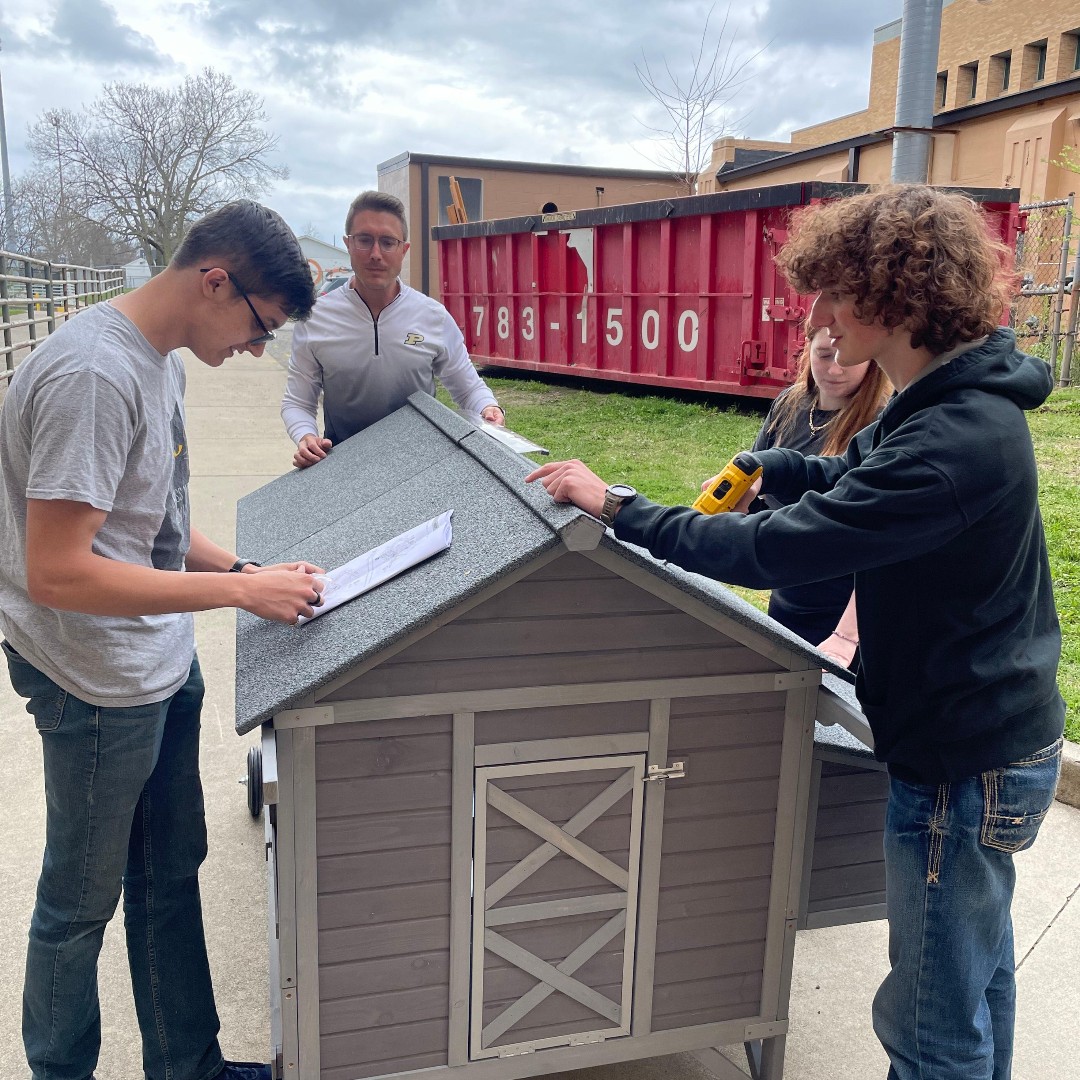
left=467, top=304, right=704, bottom=354
left=641, top=309, right=659, bottom=351
left=605, top=308, right=623, bottom=346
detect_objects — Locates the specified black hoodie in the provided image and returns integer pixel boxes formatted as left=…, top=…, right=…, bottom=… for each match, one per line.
left=614, top=328, right=1065, bottom=783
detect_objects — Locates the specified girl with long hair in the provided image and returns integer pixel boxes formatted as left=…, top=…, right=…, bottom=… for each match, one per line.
left=746, top=325, right=891, bottom=664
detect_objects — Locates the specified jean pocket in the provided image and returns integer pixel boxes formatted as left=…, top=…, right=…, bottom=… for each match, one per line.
left=3, top=642, right=68, bottom=732
left=980, top=739, right=1062, bottom=854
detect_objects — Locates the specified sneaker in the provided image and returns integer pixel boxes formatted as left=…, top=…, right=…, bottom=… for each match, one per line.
left=214, top=1062, right=272, bottom=1080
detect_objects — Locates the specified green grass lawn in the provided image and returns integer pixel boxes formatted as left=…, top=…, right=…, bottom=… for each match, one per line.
left=450, top=372, right=1080, bottom=742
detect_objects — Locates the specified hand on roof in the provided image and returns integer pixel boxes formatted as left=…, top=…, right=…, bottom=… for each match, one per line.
left=294, top=434, right=333, bottom=469
left=525, top=459, right=608, bottom=519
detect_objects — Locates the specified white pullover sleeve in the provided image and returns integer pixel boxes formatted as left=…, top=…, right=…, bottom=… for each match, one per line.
left=432, top=308, right=498, bottom=416
left=280, top=320, right=324, bottom=444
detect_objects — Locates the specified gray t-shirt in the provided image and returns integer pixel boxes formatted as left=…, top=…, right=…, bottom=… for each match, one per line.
left=0, top=302, right=195, bottom=706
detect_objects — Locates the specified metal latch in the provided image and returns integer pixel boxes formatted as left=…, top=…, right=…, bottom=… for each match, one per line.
left=645, top=761, right=686, bottom=782
left=762, top=299, right=805, bottom=322
left=740, top=340, right=767, bottom=369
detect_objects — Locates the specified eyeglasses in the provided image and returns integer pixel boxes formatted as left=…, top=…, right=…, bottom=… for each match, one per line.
left=200, top=267, right=276, bottom=345
left=344, top=233, right=405, bottom=253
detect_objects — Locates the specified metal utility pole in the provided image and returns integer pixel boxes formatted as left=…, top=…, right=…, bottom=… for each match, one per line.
left=52, top=114, right=64, bottom=207
left=0, top=37, right=16, bottom=245
left=891, top=0, right=944, bottom=182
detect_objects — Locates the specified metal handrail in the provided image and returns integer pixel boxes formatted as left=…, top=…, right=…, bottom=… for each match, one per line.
left=1, top=250, right=126, bottom=382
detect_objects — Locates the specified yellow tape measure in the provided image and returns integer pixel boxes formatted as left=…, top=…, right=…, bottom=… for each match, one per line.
left=692, top=452, right=762, bottom=515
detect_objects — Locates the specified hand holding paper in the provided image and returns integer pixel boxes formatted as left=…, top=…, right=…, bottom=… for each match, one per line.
left=297, top=510, right=454, bottom=624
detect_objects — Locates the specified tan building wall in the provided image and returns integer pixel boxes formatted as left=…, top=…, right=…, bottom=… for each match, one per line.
left=710, top=150, right=857, bottom=190
left=937, top=0, right=1080, bottom=105
left=378, top=154, right=685, bottom=298
left=698, top=139, right=797, bottom=192
left=715, top=91, right=1080, bottom=203
left=374, top=159, right=416, bottom=288
left=794, top=35, right=902, bottom=145
left=794, top=0, right=1080, bottom=143
left=709, top=0, right=1080, bottom=204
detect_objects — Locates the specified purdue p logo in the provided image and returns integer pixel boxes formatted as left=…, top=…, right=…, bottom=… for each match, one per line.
left=403, top=332, right=425, bottom=346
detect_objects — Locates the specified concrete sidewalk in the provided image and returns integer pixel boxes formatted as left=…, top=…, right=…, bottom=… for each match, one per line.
left=1, top=338, right=1078, bottom=1079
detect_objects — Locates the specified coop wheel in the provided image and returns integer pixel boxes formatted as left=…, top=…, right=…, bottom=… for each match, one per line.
left=246, top=745, right=263, bottom=818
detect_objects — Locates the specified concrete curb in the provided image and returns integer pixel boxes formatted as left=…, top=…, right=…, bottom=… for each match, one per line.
left=1056, top=738, right=1080, bottom=809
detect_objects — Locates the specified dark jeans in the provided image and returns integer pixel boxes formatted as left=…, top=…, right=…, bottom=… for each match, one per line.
left=872, top=739, right=1062, bottom=1079
left=4, top=642, right=225, bottom=1080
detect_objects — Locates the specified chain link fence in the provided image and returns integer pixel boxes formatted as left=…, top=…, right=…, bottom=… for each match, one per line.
left=1011, top=196, right=1078, bottom=386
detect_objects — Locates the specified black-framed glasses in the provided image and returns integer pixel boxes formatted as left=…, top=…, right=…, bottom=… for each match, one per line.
left=344, top=233, right=405, bottom=253
left=200, top=267, right=276, bottom=345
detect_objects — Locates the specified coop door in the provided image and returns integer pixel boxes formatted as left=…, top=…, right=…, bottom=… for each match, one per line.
left=470, top=753, right=646, bottom=1059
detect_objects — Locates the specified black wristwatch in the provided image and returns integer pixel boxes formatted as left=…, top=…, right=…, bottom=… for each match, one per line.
left=599, top=484, right=637, bottom=527
left=229, top=558, right=262, bottom=573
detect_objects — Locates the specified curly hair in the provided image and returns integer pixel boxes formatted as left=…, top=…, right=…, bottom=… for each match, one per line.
left=774, top=185, right=1014, bottom=355
left=767, top=325, right=892, bottom=456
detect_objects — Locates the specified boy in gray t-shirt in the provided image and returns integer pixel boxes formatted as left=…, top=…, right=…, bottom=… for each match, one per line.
left=0, top=202, right=321, bottom=1080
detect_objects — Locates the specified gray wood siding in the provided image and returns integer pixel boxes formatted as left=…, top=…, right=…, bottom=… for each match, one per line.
left=315, top=717, right=454, bottom=1078
left=320, top=556, right=782, bottom=703
left=650, top=693, right=787, bottom=1031
left=806, top=759, right=889, bottom=920
left=475, top=700, right=650, bottom=746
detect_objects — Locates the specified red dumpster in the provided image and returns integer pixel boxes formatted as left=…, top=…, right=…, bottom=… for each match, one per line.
left=435, top=181, right=1020, bottom=400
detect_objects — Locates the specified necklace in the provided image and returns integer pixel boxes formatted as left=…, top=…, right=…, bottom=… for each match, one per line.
left=808, top=401, right=837, bottom=435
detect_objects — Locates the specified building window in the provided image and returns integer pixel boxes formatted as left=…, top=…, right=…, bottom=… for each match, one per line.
left=992, top=50, right=1012, bottom=92
left=1022, top=39, right=1049, bottom=89
left=1030, top=39, right=1047, bottom=82
left=936, top=71, right=948, bottom=108
left=1068, top=30, right=1080, bottom=72
left=437, top=176, right=483, bottom=226
left=960, top=61, right=979, bottom=100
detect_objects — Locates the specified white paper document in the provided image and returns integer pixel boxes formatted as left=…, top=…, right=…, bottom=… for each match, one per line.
left=299, top=510, right=454, bottom=624
left=457, top=411, right=550, bottom=456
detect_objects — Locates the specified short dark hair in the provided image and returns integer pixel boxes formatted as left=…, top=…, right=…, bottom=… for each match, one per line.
left=345, top=190, right=408, bottom=241
left=775, top=185, right=1014, bottom=355
left=173, top=200, right=315, bottom=320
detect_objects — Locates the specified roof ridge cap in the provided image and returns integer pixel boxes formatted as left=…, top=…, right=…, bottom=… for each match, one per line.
left=406, top=392, right=603, bottom=548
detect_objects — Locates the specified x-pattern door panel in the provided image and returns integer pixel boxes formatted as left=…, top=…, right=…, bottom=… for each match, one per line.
left=471, top=755, right=646, bottom=1059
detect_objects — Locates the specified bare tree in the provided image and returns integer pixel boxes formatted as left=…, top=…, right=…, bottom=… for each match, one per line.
left=27, top=68, right=287, bottom=265
left=9, top=167, right=133, bottom=266
left=635, top=6, right=764, bottom=195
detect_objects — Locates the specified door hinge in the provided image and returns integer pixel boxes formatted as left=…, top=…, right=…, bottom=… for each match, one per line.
left=568, top=1031, right=608, bottom=1046
left=496, top=1046, right=535, bottom=1058
left=644, top=761, right=686, bottom=782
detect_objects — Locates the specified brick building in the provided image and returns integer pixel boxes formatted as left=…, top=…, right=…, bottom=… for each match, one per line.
left=703, top=0, right=1080, bottom=202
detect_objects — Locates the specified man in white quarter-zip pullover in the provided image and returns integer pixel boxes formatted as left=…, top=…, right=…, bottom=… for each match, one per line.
left=281, top=190, right=505, bottom=468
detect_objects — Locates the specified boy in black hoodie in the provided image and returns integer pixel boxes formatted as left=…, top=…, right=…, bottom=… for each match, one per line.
left=527, top=184, right=1064, bottom=1080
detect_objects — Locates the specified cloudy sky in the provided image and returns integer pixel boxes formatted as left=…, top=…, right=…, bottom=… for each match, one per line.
left=0, top=0, right=902, bottom=243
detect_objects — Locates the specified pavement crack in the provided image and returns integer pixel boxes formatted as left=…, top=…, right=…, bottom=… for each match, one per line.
left=1016, top=878, right=1080, bottom=971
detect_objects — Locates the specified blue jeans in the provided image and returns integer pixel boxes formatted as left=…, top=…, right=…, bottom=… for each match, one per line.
left=4, top=642, right=225, bottom=1080
left=872, top=739, right=1062, bottom=1080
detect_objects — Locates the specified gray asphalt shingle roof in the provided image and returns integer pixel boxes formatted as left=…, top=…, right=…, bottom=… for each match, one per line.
left=234, top=393, right=869, bottom=761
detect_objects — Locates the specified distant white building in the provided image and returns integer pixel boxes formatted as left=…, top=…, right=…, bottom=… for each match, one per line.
left=123, top=256, right=154, bottom=289
left=298, top=236, right=350, bottom=287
